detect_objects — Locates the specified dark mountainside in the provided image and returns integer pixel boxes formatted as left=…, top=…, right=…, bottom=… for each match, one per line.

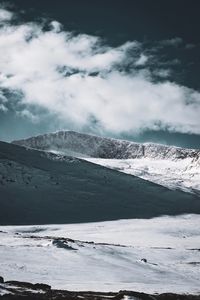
left=0, top=141, right=200, bottom=225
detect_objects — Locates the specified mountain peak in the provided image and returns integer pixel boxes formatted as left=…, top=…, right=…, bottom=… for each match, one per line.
left=12, top=130, right=200, bottom=160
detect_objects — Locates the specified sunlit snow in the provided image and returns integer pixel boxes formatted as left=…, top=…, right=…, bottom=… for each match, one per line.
left=0, top=215, right=200, bottom=293
left=85, top=157, right=200, bottom=193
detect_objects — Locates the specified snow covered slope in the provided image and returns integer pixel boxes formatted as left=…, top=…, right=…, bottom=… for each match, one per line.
left=2, top=141, right=200, bottom=225
left=85, top=157, right=200, bottom=194
left=12, top=131, right=200, bottom=193
left=0, top=215, right=200, bottom=293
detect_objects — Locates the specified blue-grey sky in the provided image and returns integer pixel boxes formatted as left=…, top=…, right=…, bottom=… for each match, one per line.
left=0, top=0, right=200, bottom=148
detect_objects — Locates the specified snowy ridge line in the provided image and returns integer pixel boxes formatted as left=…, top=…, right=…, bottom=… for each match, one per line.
left=12, top=130, right=200, bottom=162
left=12, top=131, right=200, bottom=193
left=21, top=234, right=130, bottom=250
left=5, top=139, right=200, bottom=225
left=85, top=156, right=200, bottom=194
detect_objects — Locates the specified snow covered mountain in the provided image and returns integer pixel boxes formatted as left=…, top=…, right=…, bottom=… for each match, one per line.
left=1, top=140, right=200, bottom=225
left=1, top=137, right=200, bottom=296
left=12, top=130, right=200, bottom=161
left=12, top=131, right=200, bottom=194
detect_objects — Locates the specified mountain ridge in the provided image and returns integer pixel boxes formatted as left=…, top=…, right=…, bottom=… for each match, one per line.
left=11, top=131, right=200, bottom=194
left=12, top=130, right=200, bottom=161
left=1, top=140, right=200, bottom=225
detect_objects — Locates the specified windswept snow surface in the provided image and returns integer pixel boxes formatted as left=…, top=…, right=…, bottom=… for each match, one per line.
left=0, top=215, right=200, bottom=294
left=84, top=157, right=200, bottom=194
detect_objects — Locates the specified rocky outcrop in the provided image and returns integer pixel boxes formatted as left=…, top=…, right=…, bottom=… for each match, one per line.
left=0, top=277, right=199, bottom=300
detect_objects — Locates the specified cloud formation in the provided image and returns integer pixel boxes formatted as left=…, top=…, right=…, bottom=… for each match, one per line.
left=0, top=8, right=13, bottom=22
left=0, top=7, right=200, bottom=135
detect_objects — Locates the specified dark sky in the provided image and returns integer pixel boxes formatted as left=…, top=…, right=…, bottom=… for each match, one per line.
left=0, top=0, right=200, bottom=148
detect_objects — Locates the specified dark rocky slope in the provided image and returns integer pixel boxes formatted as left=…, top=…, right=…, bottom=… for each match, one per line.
left=0, top=278, right=200, bottom=300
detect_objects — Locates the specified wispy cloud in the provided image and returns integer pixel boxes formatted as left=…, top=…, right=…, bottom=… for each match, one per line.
left=0, top=89, right=8, bottom=112
left=135, top=54, right=148, bottom=66
left=0, top=103, right=8, bottom=112
left=185, top=43, right=195, bottom=50
left=0, top=8, right=200, bottom=135
left=159, top=37, right=183, bottom=47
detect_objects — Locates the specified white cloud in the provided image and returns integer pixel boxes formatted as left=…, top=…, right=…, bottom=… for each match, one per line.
left=50, top=21, right=62, bottom=33
left=16, top=109, right=39, bottom=123
left=0, top=8, right=13, bottom=22
left=135, top=54, right=148, bottom=66
left=0, top=89, right=8, bottom=112
left=0, top=103, right=7, bottom=112
left=0, top=90, right=7, bottom=102
left=0, top=8, right=200, bottom=135
left=153, top=69, right=171, bottom=78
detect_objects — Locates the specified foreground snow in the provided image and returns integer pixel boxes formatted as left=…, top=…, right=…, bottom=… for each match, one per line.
left=84, top=157, right=200, bottom=194
left=0, top=215, right=200, bottom=294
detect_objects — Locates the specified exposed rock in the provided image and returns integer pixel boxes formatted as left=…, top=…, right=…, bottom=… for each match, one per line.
left=0, top=278, right=200, bottom=300
left=52, top=238, right=77, bottom=250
